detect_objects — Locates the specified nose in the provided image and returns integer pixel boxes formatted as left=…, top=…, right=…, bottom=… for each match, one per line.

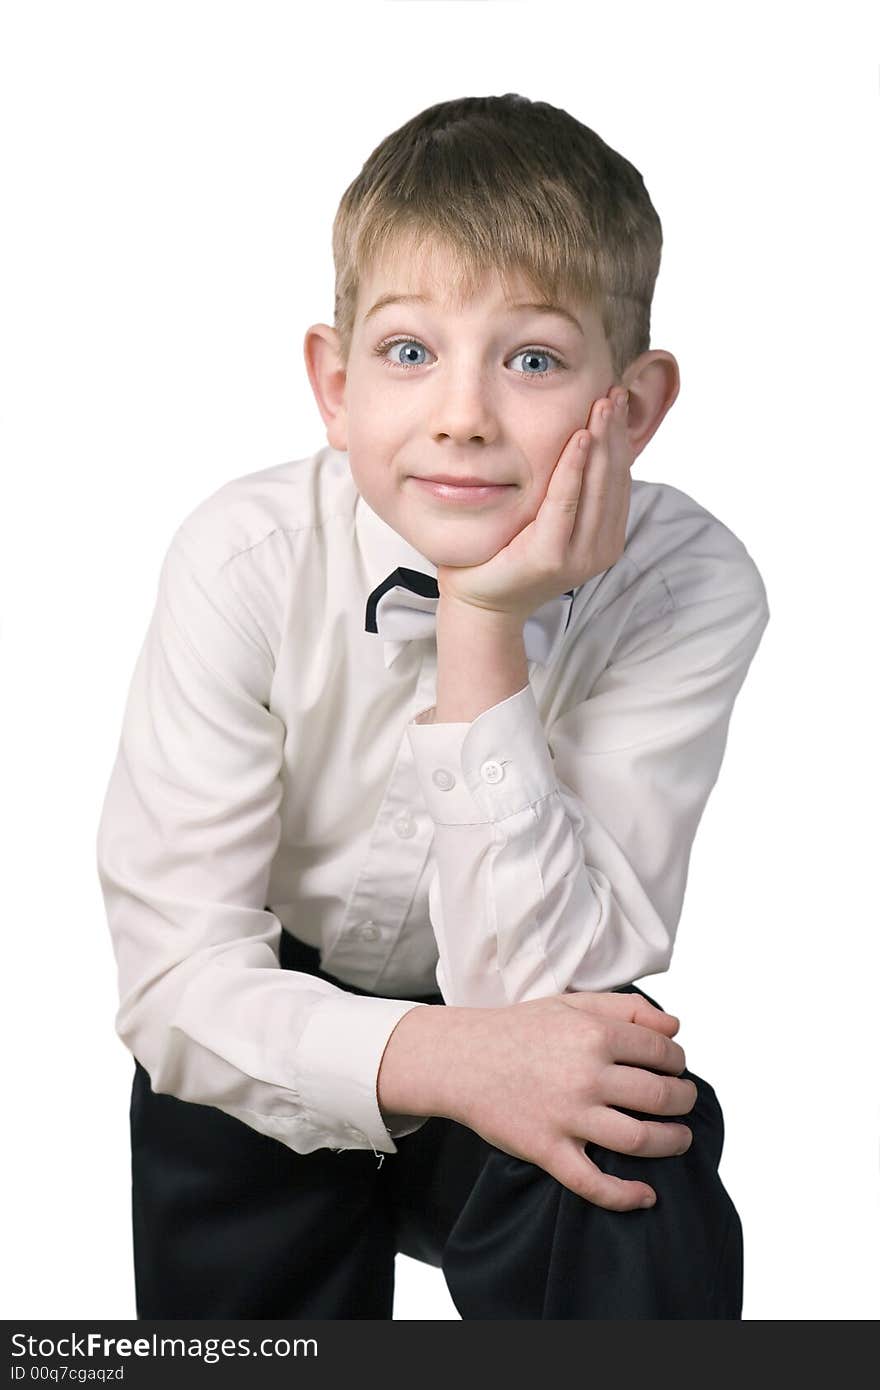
left=427, top=367, right=498, bottom=445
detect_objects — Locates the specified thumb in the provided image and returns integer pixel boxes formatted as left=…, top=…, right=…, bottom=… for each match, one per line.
left=547, top=1137, right=657, bottom=1211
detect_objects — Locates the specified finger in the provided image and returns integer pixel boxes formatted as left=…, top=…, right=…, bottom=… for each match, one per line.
left=560, top=988, right=681, bottom=1036
left=560, top=995, right=687, bottom=1075
left=578, top=1102, right=693, bottom=1158
left=586, top=388, right=629, bottom=436
left=561, top=998, right=687, bottom=1076
left=600, top=1063, right=699, bottom=1118
left=572, top=398, right=630, bottom=552
left=548, top=1137, right=658, bottom=1211
left=603, top=1017, right=688, bottom=1076
left=581, top=391, right=630, bottom=494
left=530, top=429, right=593, bottom=563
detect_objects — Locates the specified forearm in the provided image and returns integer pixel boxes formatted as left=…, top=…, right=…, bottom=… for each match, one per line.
left=435, top=595, right=528, bottom=722
left=381, top=599, right=526, bottom=1120
left=377, top=1001, right=488, bottom=1122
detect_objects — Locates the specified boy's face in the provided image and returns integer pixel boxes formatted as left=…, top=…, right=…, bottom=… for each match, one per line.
left=321, top=243, right=619, bottom=569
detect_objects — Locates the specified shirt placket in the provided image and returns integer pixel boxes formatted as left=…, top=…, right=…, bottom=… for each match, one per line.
left=320, top=645, right=439, bottom=989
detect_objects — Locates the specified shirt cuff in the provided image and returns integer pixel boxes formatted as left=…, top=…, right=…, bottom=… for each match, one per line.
left=406, top=683, right=557, bottom=824
left=294, top=994, right=432, bottom=1155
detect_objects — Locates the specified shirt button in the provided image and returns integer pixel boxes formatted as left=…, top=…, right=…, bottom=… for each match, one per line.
left=480, top=759, right=505, bottom=784
left=358, top=922, right=380, bottom=941
left=393, top=814, right=417, bottom=838
left=431, top=768, right=456, bottom=790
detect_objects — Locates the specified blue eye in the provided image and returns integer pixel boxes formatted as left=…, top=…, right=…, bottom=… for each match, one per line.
left=373, top=336, right=565, bottom=382
left=377, top=339, right=429, bottom=369
left=509, top=348, right=559, bottom=378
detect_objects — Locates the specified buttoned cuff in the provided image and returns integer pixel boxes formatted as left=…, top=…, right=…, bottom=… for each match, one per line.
left=294, top=994, right=432, bottom=1155
left=406, top=683, right=558, bottom=824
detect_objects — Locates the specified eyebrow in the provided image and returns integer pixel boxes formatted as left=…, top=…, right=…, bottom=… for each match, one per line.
left=363, top=292, right=584, bottom=336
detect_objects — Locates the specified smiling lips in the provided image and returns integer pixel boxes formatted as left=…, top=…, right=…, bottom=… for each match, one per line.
left=417, top=474, right=504, bottom=486
left=410, top=476, right=514, bottom=505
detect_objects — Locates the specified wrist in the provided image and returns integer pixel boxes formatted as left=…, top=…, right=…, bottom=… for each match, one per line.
left=437, top=592, right=527, bottom=636
left=435, top=597, right=529, bottom=723
left=377, top=1002, right=489, bottom=1123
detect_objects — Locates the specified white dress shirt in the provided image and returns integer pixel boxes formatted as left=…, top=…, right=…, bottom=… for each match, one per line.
left=95, top=444, right=770, bottom=1158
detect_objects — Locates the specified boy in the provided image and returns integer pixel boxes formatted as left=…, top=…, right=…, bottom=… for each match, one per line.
left=96, top=93, right=769, bottom=1319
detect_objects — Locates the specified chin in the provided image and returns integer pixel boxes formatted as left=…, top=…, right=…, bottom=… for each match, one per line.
left=415, top=535, right=503, bottom=569
left=407, top=512, right=509, bottom=563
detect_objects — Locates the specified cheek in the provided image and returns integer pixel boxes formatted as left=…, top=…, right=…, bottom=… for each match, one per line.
left=346, top=459, right=383, bottom=512
left=347, top=418, right=396, bottom=472
left=490, top=485, right=543, bottom=545
left=519, top=464, right=553, bottom=515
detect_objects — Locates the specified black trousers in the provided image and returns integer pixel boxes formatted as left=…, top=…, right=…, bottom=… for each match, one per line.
left=130, top=929, right=743, bottom=1319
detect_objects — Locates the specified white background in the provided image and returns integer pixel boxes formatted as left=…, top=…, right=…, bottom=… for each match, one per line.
left=1, top=0, right=878, bottom=1321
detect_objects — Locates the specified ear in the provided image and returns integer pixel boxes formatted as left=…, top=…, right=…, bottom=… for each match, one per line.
left=303, top=323, right=349, bottom=452
left=618, top=351, right=681, bottom=462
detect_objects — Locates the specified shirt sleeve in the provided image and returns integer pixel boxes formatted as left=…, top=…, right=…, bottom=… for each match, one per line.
left=95, top=524, right=430, bottom=1156
left=405, top=573, right=770, bottom=1007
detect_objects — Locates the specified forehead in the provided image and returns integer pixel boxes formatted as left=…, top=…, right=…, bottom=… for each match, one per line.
left=361, top=239, right=542, bottom=307
left=358, top=239, right=595, bottom=338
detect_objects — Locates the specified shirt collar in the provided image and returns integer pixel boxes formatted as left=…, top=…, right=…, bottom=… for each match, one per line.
left=354, top=487, right=439, bottom=670
left=355, top=486, right=438, bottom=591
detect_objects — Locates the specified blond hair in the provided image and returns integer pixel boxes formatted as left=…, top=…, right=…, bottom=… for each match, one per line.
left=331, top=93, right=663, bottom=383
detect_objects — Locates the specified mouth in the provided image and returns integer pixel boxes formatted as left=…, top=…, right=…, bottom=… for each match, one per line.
left=409, top=477, right=515, bottom=506
left=417, top=474, right=507, bottom=486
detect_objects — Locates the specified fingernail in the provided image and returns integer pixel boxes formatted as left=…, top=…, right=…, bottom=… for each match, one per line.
left=640, top=1194, right=656, bottom=1209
